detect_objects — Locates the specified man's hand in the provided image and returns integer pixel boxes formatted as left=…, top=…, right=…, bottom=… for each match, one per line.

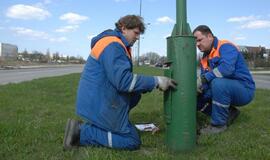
left=197, top=76, right=203, bottom=93
left=155, top=76, right=177, bottom=91
left=197, top=75, right=207, bottom=93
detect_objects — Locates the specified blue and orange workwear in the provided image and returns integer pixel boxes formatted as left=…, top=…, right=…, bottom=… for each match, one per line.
left=197, top=37, right=255, bottom=126
left=76, top=29, right=157, bottom=150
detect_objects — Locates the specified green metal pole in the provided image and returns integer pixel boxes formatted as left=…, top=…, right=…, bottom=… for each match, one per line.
left=176, top=0, right=187, bottom=35
left=164, top=0, right=196, bottom=151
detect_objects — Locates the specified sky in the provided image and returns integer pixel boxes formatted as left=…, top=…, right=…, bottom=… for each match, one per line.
left=0, top=0, right=270, bottom=60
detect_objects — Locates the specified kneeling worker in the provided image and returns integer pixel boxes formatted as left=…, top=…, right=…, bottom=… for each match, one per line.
left=63, top=15, right=177, bottom=150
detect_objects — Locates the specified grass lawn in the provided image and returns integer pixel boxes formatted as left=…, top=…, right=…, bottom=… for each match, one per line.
left=0, top=66, right=269, bottom=160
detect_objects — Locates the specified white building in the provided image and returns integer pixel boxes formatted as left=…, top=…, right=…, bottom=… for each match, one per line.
left=0, top=43, right=18, bottom=60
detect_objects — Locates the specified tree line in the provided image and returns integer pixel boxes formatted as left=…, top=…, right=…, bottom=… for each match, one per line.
left=17, top=49, right=85, bottom=64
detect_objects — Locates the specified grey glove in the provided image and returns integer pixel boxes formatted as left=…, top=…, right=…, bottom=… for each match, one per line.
left=197, top=75, right=207, bottom=93
left=197, top=76, right=202, bottom=93
left=155, top=76, right=177, bottom=91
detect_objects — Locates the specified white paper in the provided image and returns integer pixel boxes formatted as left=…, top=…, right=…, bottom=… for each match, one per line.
left=135, top=123, right=158, bottom=131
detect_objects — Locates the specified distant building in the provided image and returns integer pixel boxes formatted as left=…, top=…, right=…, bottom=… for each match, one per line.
left=0, top=42, right=18, bottom=60
left=238, top=45, right=264, bottom=54
left=238, top=45, right=268, bottom=68
left=238, top=45, right=265, bottom=60
left=263, top=49, right=270, bottom=61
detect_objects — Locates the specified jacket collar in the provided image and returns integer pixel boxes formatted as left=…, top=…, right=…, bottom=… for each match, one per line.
left=91, top=29, right=131, bottom=49
left=213, top=37, right=218, bottom=49
left=203, top=36, right=218, bottom=58
left=114, top=28, right=131, bottom=48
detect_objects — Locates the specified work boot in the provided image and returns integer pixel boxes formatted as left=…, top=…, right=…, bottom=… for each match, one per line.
left=63, top=118, right=81, bottom=151
left=200, top=125, right=227, bottom=135
left=227, top=106, right=240, bottom=126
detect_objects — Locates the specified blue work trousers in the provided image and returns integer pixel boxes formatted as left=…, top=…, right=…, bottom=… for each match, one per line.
left=197, top=78, right=254, bottom=126
left=79, top=122, right=141, bottom=150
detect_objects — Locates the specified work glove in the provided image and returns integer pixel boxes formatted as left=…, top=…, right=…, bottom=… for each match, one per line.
left=197, top=75, right=207, bottom=94
left=155, top=76, right=177, bottom=91
left=197, top=76, right=203, bottom=93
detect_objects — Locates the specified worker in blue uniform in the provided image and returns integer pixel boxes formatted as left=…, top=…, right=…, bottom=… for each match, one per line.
left=193, top=25, right=255, bottom=134
left=63, top=15, right=177, bottom=150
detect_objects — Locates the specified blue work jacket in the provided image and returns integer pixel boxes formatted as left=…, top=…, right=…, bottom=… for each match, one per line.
left=76, top=29, right=156, bottom=133
left=200, top=37, right=255, bottom=91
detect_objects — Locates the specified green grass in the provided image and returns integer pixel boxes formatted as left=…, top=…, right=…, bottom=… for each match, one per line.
left=0, top=66, right=270, bottom=160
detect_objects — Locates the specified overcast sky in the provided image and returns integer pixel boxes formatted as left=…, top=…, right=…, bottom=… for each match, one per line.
left=0, top=0, right=270, bottom=59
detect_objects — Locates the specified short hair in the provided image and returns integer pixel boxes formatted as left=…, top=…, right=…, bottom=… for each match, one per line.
left=193, top=25, right=214, bottom=36
left=115, top=15, right=145, bottom=34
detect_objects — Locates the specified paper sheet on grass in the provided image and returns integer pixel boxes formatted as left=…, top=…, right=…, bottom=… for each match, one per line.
left=135, top=123, right=158, bottom=132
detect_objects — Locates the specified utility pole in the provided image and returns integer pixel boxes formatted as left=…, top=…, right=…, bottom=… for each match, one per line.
left=137, top=0, right=142, bottom=66
left=164, top=0, right=196, bottom=151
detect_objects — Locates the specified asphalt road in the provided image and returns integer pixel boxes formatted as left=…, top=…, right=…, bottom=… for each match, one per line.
left=0, top=65, right=269, bottom=89
left=0, top=65, right=84, bottom=85
left=252, top=74, right=270, bottom=89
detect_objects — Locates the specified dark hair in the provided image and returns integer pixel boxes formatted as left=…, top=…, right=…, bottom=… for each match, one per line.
left=193, top=25, right=214, bottom=36
left=115, top=15, right=145, bottom=34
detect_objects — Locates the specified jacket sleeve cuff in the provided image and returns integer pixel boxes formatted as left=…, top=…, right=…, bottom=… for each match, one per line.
left=204, top=71, right=216, bottom=82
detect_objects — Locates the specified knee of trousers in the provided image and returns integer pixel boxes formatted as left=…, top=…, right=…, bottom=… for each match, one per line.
left=112, top=130, right=141, bottom=150
left=119, top=136, right=141, bottom=150
left=210, top=78, right=229, bottom=95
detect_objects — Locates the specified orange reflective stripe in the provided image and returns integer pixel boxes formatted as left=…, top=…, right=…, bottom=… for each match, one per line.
left=200, top=39, right=236, bottom=70
left=200, top=57, right=209, bottom=70
left=90, top=36, right=131, bottom=59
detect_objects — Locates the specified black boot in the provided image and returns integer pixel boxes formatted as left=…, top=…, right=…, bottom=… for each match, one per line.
left=63, top=118, right=81, bottom=151
left=200, top=124, right=227, bottom=135
left=227, top=106, right=240, bottom=126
